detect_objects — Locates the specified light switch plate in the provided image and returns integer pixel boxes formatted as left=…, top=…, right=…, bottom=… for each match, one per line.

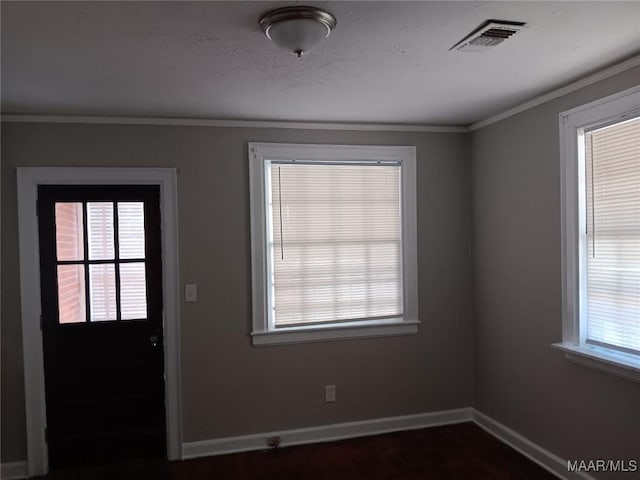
left=325, top=384, right=336, bottom=402
left=185, top=284, right=198, bottom=302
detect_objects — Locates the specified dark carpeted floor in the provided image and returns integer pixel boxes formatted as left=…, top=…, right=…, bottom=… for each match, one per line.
left=35, top=422, right=556, bottom=479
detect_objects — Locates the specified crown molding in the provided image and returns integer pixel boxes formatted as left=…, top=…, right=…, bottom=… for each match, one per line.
left=469, top=54, right=640, bottom=131
left=0, top=114, right=468, bottom=133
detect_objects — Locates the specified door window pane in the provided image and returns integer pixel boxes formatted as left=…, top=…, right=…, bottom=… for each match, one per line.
left=89, top=264, right=117, bottom=321
left=120, top=263, right=147, bottom=320
left=118, top=202, right=145, bottom=259
left=55, top=203, right=84, bottom=261
left=57, top=265, right=86, bottom=323
left=87, top=202, right=115, bottom=260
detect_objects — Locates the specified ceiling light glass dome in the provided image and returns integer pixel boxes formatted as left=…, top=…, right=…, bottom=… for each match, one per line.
left=259, top=6, right=337, bottom=58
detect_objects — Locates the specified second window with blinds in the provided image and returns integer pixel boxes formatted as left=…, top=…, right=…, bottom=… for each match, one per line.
left=249, top=143, right=418, bottom=346
left=557, top=86, right=640, bottom=380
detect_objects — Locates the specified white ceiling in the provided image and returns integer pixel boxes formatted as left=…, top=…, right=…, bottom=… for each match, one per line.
left=2, top=1, right=639, bottom=126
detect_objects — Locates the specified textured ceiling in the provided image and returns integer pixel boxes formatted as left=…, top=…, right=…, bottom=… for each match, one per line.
left=2, top=1, right=639, bottom=125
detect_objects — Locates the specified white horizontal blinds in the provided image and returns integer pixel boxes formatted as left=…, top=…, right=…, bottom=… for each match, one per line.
left=87, top=202, right=115, bottom=260
left=87, top=203, right=117, bottom=320
left=118, top=202, right=148, bottom=319
left=270, top=162, right=403, bottom=327
left=89, top=263, right=117, bottom=321
left=86, top=201, right=148, bottom=321
left=120, top=263, right=147, bottom=320
left=585, top=116, right=640, bottom=353
left=118, top=202, right=146, bottom=259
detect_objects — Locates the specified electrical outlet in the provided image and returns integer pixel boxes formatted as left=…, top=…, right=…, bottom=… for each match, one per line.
left=267, top=436, right=281, bottom=448
left=325, top=384, right=336, bottom=402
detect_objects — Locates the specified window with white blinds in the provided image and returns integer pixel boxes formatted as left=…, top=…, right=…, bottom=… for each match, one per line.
left=269, top=163, right=403, bottom=327
left=249, top=143, right=418, bottom=345
left=557, top=86, right=640, bottom=380
left=584, top=117, right=640, bottom=354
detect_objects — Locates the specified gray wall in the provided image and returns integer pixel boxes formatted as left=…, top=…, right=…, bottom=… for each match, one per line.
left=1, top=124, right=473, bottom=462
left=471, top=66, right=640, bottom=479
left=5, top=66, right=638, bottom=471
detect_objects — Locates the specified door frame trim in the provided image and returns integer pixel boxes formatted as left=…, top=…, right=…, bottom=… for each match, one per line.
left=17, top=167, right=182, bottom=476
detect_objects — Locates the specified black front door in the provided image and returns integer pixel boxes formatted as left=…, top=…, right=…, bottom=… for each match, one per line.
left=38, top=185, right=166, bottom=470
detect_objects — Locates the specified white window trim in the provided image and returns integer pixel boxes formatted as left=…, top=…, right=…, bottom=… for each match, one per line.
left=249, top=143, right=419, bottom=346
left=555, top=85, right=640, bottom=382
left=17, top=168, right=183, bottom=476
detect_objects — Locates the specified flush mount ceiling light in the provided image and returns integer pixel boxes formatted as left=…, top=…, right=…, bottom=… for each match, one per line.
left=259, top=6, right=337, bottom=58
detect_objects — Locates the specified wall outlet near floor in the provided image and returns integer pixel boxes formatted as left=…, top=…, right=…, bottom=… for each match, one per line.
left=266, top=436, right=281, bottom=448
left=325, top=384, right=336, bottom=402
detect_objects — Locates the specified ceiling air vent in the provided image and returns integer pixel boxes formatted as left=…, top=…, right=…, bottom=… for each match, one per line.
left=450, top=20, right=526, bottom=53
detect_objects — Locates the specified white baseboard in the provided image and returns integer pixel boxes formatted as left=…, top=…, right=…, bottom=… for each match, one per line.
left=4, top=408, right=596, bottom=480
left=1, top=461, right=28, bottom=480
left=183, top=407, right=473, bottom=459
left=184, top=408, right=597, bottom=480
left=472, top=410, right=595, bottom=480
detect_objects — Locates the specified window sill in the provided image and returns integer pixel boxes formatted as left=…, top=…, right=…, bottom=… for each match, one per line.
left=252, top=319, right=419, bottom=346
left=552, top=343, right=640, bottom=383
